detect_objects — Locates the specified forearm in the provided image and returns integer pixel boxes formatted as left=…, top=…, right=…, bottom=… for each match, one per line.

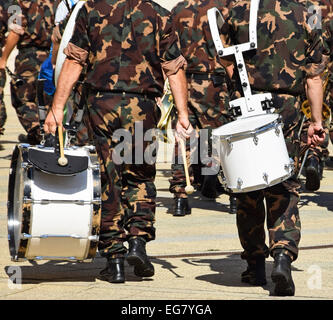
left=52, top=58, right=83, bottom=111
left=168, top=68, right=188, bottom=119
left=306, top=74, right=323, bottom=125
left=0, top=31, right=20, bottom=67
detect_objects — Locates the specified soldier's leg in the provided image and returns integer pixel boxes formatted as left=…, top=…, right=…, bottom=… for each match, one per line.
left=0, top=68, right=7, bottom=136
left=87, top=94, right=128, bottom=260
left=10, top=50, right=50, bottom=144
left=236, top=191, right=269, bottom=285
left=265, top=178, right=301, bottom=296
left=118, top=96, right=160, bottom=277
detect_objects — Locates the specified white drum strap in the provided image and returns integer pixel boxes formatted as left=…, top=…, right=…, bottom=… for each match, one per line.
left=208, top=0, right=275, bottom=119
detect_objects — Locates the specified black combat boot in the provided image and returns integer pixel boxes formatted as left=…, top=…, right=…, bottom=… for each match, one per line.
left=173, top=197, right=191, bottom=216
left=99, top=257, right=125, bottom=283
left=201, top=174, right=218, bottom=198
left=271, top=250, right=295, bottom=296
left=229, top=195, right=237, bottom=214
left=305, top=156, right=321, bottom=191
left=241, top=257, right=267, bottom=286
left=127, top=237, right=155, bottom=277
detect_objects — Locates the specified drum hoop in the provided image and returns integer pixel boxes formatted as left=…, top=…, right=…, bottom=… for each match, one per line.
left=7, top=145, right=32, bottom=261
left=87, top=155, right=102, bottom=259
left=217, top=117, right=282, bottom=142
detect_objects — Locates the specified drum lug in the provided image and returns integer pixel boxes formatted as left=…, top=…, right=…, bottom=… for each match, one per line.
left=21, top=162, right=32, bottom=169
left=253, top=134, right=259, bottom=145
left=23, top=197, right=32, bottom=204
left=237, top=178, right=243, bottom=190
left=21, top=233, right=32, bottom=240
left=275, top=124, right=280, bottom=136
left=263, top=172, right=269, bottom=184
left=88, top=235, right=99, bottom=241
left=226, top=137, right=233, bottom=150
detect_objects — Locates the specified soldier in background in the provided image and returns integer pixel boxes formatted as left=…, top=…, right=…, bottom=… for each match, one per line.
left=169, top=0, right=237, bottom=217
left=0, top=0, right=14, bottom=139
left=298, top=0, right=333, bottom=192
left=44, top=0, right=191, bottom=284
left=0, top=0, right=60, bottom=145
left=220, top=0, right=327, bottom=295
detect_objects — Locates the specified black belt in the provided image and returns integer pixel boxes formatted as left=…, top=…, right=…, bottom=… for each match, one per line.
left=186, top=72, right=225, bottom=81
left=90, top=89, right=159, bottom=100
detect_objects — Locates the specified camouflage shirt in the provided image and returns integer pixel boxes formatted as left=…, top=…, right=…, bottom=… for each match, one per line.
left=171, top=0, right=232, bottom=75
left=65, top=0, right=186, bottom=95
left=11, top=0, right=60, bottom=50
left=222, top=0, right=327, bottom=96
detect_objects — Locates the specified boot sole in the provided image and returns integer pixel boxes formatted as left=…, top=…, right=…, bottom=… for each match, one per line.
left=99, top=271, right=125, bottom=284
left=126, top=255, right=155, bottom=277
left=271, top=273, right=295, bottom=296
left=305, top=167, right=320, bottom=191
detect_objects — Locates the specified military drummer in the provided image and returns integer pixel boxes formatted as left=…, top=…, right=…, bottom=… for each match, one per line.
left=44, top=0, right=192, bottom=283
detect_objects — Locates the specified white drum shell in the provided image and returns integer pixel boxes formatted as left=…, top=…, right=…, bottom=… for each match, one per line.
left=213, top=114, right=293, bottom=193
left=8, top=145, right=101, bottom=262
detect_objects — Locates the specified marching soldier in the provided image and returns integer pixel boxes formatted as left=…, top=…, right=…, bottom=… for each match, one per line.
left=44, top=0, right=191, bottom=283
left=0, top=0, right=60, bottom=145
left=220, top=0, right=327, bottom=295
left=169, top=0, right=236, bottom=217
left=0, top=0, right=14, bottom=138
left=299, top=0, right=333, bottom=192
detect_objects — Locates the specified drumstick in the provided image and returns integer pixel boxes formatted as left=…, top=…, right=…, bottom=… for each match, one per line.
left=179, top=138, right=194, bottom=195
left=57, top=125, right=68, bottom=166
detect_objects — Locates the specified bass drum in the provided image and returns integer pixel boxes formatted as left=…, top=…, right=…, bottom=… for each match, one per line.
left=7, top=144, right=101, bottom=262
left=54, top=0, right=86, bottom=85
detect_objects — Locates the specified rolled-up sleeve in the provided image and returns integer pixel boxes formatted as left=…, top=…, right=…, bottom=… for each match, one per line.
left=304, top=26, right=328, bottom=77
left=64, top=4, right=90, bottom=65
left=161, top=54, right=187, bottom=76
left=159, top=14, right=185, bottom=75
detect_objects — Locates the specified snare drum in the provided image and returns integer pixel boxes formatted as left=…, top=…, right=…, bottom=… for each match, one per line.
left=7, top=144, right=101, bottom=262
left=212, top=114, right=294, bottom=193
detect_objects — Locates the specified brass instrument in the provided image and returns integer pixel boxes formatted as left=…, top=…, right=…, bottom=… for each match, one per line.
left=157, top=79, right=175, bottom=143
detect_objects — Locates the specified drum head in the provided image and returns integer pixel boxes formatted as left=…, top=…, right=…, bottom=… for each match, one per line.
left=7, top=145, right=25, bottom=259
left=212, top=113, right=279, bottom=137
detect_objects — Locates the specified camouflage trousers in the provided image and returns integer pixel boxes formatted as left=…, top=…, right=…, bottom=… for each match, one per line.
left=169, top=77, right=230, bottom=197
left=236, top=94, right=303, bottom=263
left=10, top=48, right=51, bottom=143
left=87, top=91, right=160, bottom=258
left=0, top=68, right=6, bottom=135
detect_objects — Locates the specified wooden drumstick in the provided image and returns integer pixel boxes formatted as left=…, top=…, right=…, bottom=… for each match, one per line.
left=57, top=125, right=68, bottom=166
left=179, top=138, right=194, bottom=195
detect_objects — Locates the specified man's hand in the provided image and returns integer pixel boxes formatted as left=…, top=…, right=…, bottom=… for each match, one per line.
left=175, top=115, right=194, bottom=141
left=44, top=108, right=64, bottom=135
left=307, top=122, right=326, bottom=147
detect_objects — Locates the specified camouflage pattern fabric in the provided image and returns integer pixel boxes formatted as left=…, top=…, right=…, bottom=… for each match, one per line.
left=298, top=1, right=333, bottom=167
left=67, top=0, right=183, bottom=96
left=86, top=93, right=160, bottom=258
left=0, top=0, right=13, bottom=134
left=237, top=178, right=301, bottom=262
left=10, top=48, right=53, bottom=143
left=9, top=0, right=59, bottom=143
left=169, top=0, right=232, bottom=197
left=223, top=0, right=327, bottom=262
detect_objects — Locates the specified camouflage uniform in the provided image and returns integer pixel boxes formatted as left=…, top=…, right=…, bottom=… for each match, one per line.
left=65, top=0, right=185, bottom=258
left=298, top=0, right=333, bottom=188
left=9, top=0, right=59, bottom=144
left=222, top=0, right=327, bottom=263
left=169, top=0, right=232, bottom=197
left=0, top=0, right=13, bottom=135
